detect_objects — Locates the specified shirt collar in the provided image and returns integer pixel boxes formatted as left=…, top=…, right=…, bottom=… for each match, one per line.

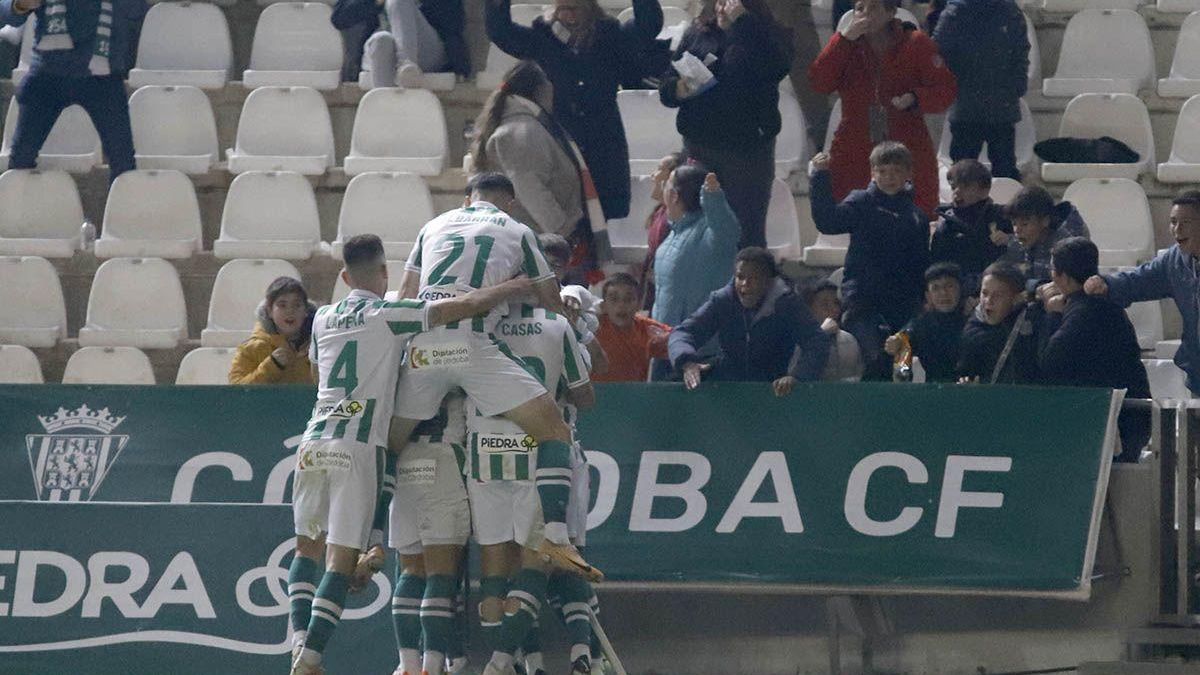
left=345, top=288, right=381, bottom=302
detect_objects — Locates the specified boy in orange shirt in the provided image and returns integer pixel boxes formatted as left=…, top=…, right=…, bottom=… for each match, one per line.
left=594, top=273, right=671, bottom=382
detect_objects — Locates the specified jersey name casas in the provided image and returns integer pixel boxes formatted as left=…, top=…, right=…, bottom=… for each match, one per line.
left=302, top=290, right=430, bottom=450
left=406, top=202, right=554, bottom=333
left=467, top=306, right=589, bottom=481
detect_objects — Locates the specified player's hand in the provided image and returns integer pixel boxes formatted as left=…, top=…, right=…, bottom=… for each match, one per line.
left=271, top=346, right=295, bottom=368
left=989, top=223, right=1010, bottom=247
left=819, top=316, right=840, bottom=335
left=772, top=375, right=797, bottom=397
left=14, top=0, right=42, bottom=12
left=499, top=276, right=534, bottom=297
left=840, top=13, right=871, bottom=40
left=1084, top=275, right=1109, bottom=296
left=957, top=375, right=980, bottom=385
left=682, top=362, right=709, bottom=390
left=809, top=152, right=831, bottom=173
left=891, top=92, right=916, bottom=110
left=883, top=334, right=902, bottom=356
left=350, top=545, right=386, bottom=593
left=703, top=172, right=721, bottom=193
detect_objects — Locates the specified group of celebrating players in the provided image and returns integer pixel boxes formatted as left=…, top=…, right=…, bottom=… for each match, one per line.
left=287, top=172, right=611, bottom=675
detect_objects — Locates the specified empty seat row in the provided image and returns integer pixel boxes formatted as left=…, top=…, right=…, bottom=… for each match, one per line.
left=1039, top=0, right=1198, bottom=13
left=0, top=344, right=234, bottom=385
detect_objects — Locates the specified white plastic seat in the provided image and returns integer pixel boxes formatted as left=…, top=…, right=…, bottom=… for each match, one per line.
left=1025, top=12, right=1042, bottom=93
left=1144, top=359, right=1191, bottom=400
left=989, top=177, right=1023, bottom=205
left=1161, top=96, right=1200, bottom=182
left=1159, top=0, right=1200, bottom=11
left=10, top=17, right=34, bottom=83
left=836, top=8, right=918, bottom=32
left=803, top=233, right=850, bottom=267
left=1062, top=178, right=1153, bottom=267
left=600, top=0, right=690, bottom=8
left=1157, top=339, right=1182, bottom=359
left=129, top=85, right=219, bottom=174
left=203, top=259, right=302, bottom=347
left=1159, top=14, right=1200, bottom=97
left=0, top=169, right=83, bottom=257
left=63, top=347, right=156, bottom=385
left=331, top=260, right=409, bottom=303
left=128, top=2, right=233, bottom=89
left=617, top=5, right=690, bottom=23
left=1042, top=10, right=1154, bottom=97
left=78, top=258, right=188, bottom=349
left=1127, top=300, right=1165, bottom=351
left=96, top=170, right=202, bottom=259
left=0, top=256, right=66, bottom=347
left=344, top=88, right=448, bottom=176
left=937, top=99, right=1036, bottom=170
left=608, top=174, right=656, bottom=264
left=476, top=4, right=544, bottom=90
left=0, top=344, right=43, bottom=383
left=827, top=267, right=845, bottom=289
left=243, top=3, right=342, bottom=90
left=765, top=178, right=801, bottom=259
left=215, top=171, right=321, bottom=260
left=1042, top=0, right=1139, bottom=11
left=0, top=103, right=101, bottom=173
left=333, top=172, right=433, bottom=260
left=776, top=83, right=807, bottom=179
left=227, top=86, right=334, bottom=175
left=1041, top=94, right=1154, bottom=182
left=618, top=89, right=683, bottom=176
left=176, top=347, right=236, bottom=385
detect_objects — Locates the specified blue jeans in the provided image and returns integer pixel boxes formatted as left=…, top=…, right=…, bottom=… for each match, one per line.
left=11, top=72, right=135, bottom=182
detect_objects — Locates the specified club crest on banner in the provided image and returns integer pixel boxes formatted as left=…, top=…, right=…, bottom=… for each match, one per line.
left=25, top=405, right=129, bottom=502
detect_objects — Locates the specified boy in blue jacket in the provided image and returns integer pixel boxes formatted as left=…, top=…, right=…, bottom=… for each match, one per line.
left=810, top=142, right=932, bottom=380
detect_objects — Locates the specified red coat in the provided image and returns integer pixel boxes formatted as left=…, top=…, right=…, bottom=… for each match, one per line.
left=809, top=22, right=957, bottom=218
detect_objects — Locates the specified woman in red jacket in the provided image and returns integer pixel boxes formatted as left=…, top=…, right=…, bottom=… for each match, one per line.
left=808, top=0, right=957, bottom=218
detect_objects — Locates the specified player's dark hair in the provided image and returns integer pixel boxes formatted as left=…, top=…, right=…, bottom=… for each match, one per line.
left=466, top=171, right=516, bottom=199
left=670, top=163, right=707, bottom=213
left=1051, top=237, right=1099, bottom=285
left=1006, top=186, right=1056, bottom=221
left=265, top=276, right=308, bottom=306
left=735, top=246, right=778, bottom=278
left=947, top=159, right=992, bottom=190
left=982, top=261, right=1025, bottom=294
left=538, top=232, right=572, bottom=262
left=924, top=262, right=962, bottom=286
left=602, top=272, right=639, bottom=298
left=343, top=234, right=386, bottom=270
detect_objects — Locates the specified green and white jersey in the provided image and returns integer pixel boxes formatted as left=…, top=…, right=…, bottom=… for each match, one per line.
left=466, top=305, right=590, bottom=482
left=301, top=289, right=430, bottom=451
left=406, top=202, right=555, bottom=334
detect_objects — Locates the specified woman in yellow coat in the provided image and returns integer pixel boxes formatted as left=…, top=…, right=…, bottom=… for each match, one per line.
left=228, top=277, right=318, bottom=384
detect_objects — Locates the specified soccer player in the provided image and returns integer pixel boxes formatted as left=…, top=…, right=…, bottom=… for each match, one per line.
left=288, top=235, right=530, bottom=675
left=464, top=301, right=596, bottom=675
left=391, top=172, right=601, bottom=579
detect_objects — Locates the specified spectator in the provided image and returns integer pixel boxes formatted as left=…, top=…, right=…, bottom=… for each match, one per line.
left=486, top=0, right=664, bottom=222
left=1039, top=237, right=1150, bottom=461
left=539, top=232, right=609, bottom=375
left=809, top=143, right=931, bottom=380
left=1001, top=185, right=1090, bottom=289
left=1085, top=191, right=1200, bottom=396
left=652, top=165, right=740, bottom=328
left=761, top=0, right=832, bottom=154
left=802, top=279, right=864, bottom=381
left=808, top=0, right=957, bottom=218
left=957, top=262, right=1039, bottom=384
left=659, top=0, right=794, bottom=249
left=932, top=0, right=1029, bottom=180
left=1, top=0, right=147, bottom=184
left=669, top=247, right=832, bottom=395
left=332, top=0, right=470, bottom=85
left=594, top=273, right=671, bottom=382
left=640, top=152, right=684, bottom=311
left=229, top=277, right=317, bottom=385
left=930, top=159, right=1010, bottom=295
left=885, top=262, right=967, bottom=382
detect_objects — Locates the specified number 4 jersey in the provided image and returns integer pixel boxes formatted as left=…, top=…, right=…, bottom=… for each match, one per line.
left=301, top=289, right=431, bottom=451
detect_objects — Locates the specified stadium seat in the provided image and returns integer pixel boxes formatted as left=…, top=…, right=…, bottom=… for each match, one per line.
left=176, top=347, right=236, bottom=385
left=0, top=256, right=67, bottom=348
left=129, top=85, right=219, bottom=174
left=1041, top=94, right=1154, bottom=182
left=0, top=344, right=43, bottom=384
left=827, top=266, right=845, bottom=289
left=617, top=5, right=690, bottom=23
left=618, top=89, right=683, bottom=176
left=1159, top=96, right=1200, bottom=182
left=243, top=3, right=343, bottom=90
left=1041, top=0, right=1139, bottom=11
left=776, top=83, right=807, bottom=178
left=215, top=171, right=321, bottom=260
left=990, top=177, right=1023, bottom=205
left=607, top=174, right=655, bottom=265
left=1025, top=12, right=1042, bottom=93
left=1158, top=0, right=1200, bottom=11
left=128, top=2, right=233, bottom=89
left=936, top=99, right=1036, bottom=170
left=96, top=170, right=202, bottom=259
left=599, top=0, right=690, bottom=8
left=344, top=88, right=448, bottom=176
left=332, top=260, right=409, bottom=303
left=227, top=86, right=334, bottom=175
left=836, top=8, right=918, bottom=32
left=62, top=347, right=156, bottom=385
left=332, top=172, right=433, bottom=260
left=78, top=257, right=188, bottom=349
left=476, top=4, right=544, bottom=90
left=202, top=259, right=303, bottom=347
left=0, top=103, right=101, bottom=173
left=1157, top=339, right=1181, bottom=359
left=1159, top=13, right=1200, bottom=97
left=803, top=233, right=850, bottom=267
left=10, top=16, right=33, bottom=83
left=1062, top=178, right=1153, bottom=267
left=1143, top=359, right=1191, bottom=400
left=765, top=178, right=801, bottom=259
left=1127, top=300, right=1165, bottom=351
left=0, top=169, right=83, bottom=257
left=1042, top=10, right=1154, bottom=97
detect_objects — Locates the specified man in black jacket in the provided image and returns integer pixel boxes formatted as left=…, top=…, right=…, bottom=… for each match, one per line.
left=1039, top=237, right=1150, bottom=461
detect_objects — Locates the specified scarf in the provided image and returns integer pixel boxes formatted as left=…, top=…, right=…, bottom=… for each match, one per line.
left=533, top=107, right=611, bottom=264
left=40, top=0, right=113, bottom=76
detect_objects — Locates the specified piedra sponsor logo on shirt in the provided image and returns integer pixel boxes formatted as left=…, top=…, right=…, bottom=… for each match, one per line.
left=418, top=285, right=461, bottom=302
left=315, top=399, right=365, bottom=420
left=478, top=432, right=538, bottom=453
left=410, top=343, right=471, bottom=369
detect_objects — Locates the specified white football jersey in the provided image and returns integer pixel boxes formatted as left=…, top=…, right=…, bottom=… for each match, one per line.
left=406, top=202, right=555, bottom=333
left=302, top=289, right=430, bottom=450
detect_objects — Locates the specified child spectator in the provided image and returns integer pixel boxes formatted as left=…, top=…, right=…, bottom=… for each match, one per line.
left=594, top=273, right=671, bottom=382
left=229, top=277, right=317, bottom=384
left=930, top=159, right=1010, bottom=295
left=802, top=279, right=864, bottom=381
left=1001, top=185, right=1090, bottom=289
left=957, top=262, right=1039, bottom=384
left=809, top=142, right=931, bottom=380
left=640, top=152, right=684, bottom=311
left=885, top=262, right=967, bottom=382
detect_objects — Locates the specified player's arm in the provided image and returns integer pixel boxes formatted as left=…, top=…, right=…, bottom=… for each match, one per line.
left=427, top=277, right=534, bottom=326
left=398, top=269, right=422, bottom=299
left=566, top=381, right=595, bottom=410
left=563, top=321, right=595, bottom=410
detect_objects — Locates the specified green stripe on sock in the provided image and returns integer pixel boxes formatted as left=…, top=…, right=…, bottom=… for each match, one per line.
left=393, top=571, right=426, bottom=651
left=288, top=555, right=320, bottom=633
left=304, top=571, right=350, bottom=655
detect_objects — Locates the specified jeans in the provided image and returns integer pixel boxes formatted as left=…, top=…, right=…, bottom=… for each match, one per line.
left=948, top=120, right=1019, bottom=180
